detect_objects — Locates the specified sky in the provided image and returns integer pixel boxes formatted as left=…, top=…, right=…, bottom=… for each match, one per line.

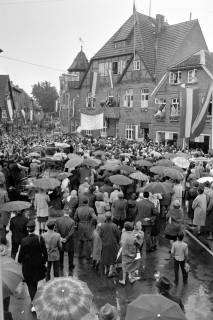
left=0, top=0, right=213, bottom=95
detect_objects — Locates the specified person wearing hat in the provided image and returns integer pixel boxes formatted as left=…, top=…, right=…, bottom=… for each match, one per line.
left=192, top=184, right=207, bottom=234
left=43, top=220, right=62, bottom=281
left=18, top=219, right=48, bottom=311
left=99, top=303, right=118, bottom=320
left=165, top=200, right=184, bottom=249
left=156, top=275, right=184, bottom=312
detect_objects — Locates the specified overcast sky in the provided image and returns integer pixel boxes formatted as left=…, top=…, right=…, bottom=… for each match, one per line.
left=0, top=0, right=212, bottom=95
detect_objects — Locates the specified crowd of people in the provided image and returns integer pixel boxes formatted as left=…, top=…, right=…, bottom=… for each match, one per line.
left=1, top=130, right=213, bottom=319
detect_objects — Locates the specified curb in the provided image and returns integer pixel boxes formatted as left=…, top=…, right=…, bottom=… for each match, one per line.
left=185, top=229, right=213, bottom=257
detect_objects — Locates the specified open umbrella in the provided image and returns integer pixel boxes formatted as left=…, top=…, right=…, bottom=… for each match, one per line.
left=0, top=201, right=31, bottom=212
left=109, top=174, right=132, bottom=186
left=28, top=152, right=40, bottom=158
left=33, top=178, right=60, bottom=190
left=68, top=153, right=83, bottom=161
left=155, top=159, right=173, bottom=167
left=150, top=166, right=167, bottom=175
left=33, top=277, right=94, bottom=320
left=82, top=158, right=100, bottom=167
left=135, top=159, right=152, bottom=167
left=197, top=176, right=213, bottom=184
left=143, top=182, right=172, bottom=194
left=172, top=157, right=190, bottom=169
left=65, top=157, right=83, bottom=169
left=125, top=294, right=187, bottom=320
left=120, top=153, right=133, bottom=157
left=93, top=150, right=105, bottom=156
left=119, top=165, right=136, bottom=174
left=163, top=168, right=184, bottom=181
left=150, top=151, right=162, bottom=158
left=1, top=256, right=23, bottom=298
left=57, top=172, right=72, bottom=181
left=99, top=164, right=120, bottom=172
left=129, top=171, right=148, bottom=181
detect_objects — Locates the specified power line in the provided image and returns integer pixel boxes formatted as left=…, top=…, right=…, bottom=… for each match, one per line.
left=0, top=54, right=66, bottom=72
left=0, top=0, right=66, bottom=5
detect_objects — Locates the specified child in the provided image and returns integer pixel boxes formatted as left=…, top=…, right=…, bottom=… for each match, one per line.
left=133, top=221, right=145, bottom=277
left=171, top=232, right=188, bottom=285
left=92, top=223, right=102, bottom=270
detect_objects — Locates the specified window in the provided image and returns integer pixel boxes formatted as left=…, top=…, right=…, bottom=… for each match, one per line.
left=114, top=41, right=126, bottom=48
left=207, top=99, right=212, bottom=116
left=85, top=130, right=92, bottom=136
left=133, top=60, right=141, bottom=70
left=125, top=124, right=135, bottom=140
left=86, top=93, right=95, bottom=109
left=141, top=88, right=149, bottom=108
left=169, top=71, right=181, bottom=84
left=100, top=120, right=107, bottom=137
left=112, top=61, right=118, bottom=75
left=188, top=69, right=197, bottom=83
left=170, top=98, right=180, bottom=119
left=98, top=62, right=112, bottom=76
left=124, top=89, right=133, bottom=108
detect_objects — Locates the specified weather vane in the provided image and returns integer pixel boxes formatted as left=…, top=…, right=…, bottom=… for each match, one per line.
left=79, top=37, right=83, bottom=51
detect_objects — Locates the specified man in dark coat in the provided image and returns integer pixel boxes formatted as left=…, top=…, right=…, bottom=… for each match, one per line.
left=112, top=192, right=127, bottom=229
left=55, top=211, right=75, bottom=275
left=18, top=220, right=47, bottom=306
left=74, top=197, right=97, bottom=259
left=9, top=211, right=28, bottom=259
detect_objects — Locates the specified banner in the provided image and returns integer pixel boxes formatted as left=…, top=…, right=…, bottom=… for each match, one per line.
left=80, top=112, right=103, bottom=130
left=7, top=98, right=13, bottom=121
left=91, top=72, right=98, bottom=98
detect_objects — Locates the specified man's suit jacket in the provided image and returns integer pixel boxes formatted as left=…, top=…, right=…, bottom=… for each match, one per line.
left=55, top=215, right=75, bottom=252
left=136, top=198, right=156, bottom=221
left=9, top=214, right=28, bottom=244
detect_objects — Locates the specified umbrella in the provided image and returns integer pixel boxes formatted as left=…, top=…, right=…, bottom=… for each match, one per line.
left=135, top=159, right=153, bottom=167
left=119, top=165, right=136, bottom=174
left=197, top=176, right=213, bottom=183
left=150, top=166, right=167, bottom=175
left=93, top=150, right=105, bottom=156
left=82, top=158, right=100, bottom=167
left=55, top=142, right=70, bottom=148
left=109, top=174, right=132, bottom=186
left=0, top=201, right=31, bottom=212
left=155, top=159, right=173, bottom=167
left=57, top=172, right=72, bottom=181
left=129, top=171, right=148, bottom=181
left=163, top=168, right=184, bottom=181
left=105, top=159, right=121, bottom=165
left=28, top=152, right=40, bottom=158
left=143, top=182, right=172, bottom=194
left=125, top=294, right=187, bottom=320
left=1, top=256, right=23, bottom=298
left=150, top=151, right=162, bottom=158
left=172, top=157, right=190, bottom=169
left=67, top=153, right=83, bottom=161
left=33, top=178, right=60, bottom=190
left=33, top=277, right=94, bottom=320
left=120, top=153, right=133, bottom=157
left=99, top=164, right=120, bottom=172
left=65, top=157, right=83, bottom=169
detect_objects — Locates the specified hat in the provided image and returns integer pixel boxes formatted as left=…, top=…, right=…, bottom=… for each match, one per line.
left=156, top=276, right=172, bottom=291
left=105, top=211, right=112, bottom=219
left=46, top=220, right=55, bottom=229
left=27, top=220, right=36, bottom=229
left=172, top=200, right=180, bottom=209
left=99, top=303, right=118, bottom=320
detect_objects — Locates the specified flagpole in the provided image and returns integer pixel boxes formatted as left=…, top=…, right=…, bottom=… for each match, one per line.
left=133, top=0, right=136, bottom=61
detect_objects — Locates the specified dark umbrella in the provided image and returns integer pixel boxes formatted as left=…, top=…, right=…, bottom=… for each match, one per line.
left=143, top=182, right=172, bottom=194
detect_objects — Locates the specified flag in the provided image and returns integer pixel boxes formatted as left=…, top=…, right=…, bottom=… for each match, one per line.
left=91, top=72, right=98, bottom=98
left=80, top=112, right=103, bottom=130
left=179, top=87, right=200, bottom=139
left=30, top=109, right=33, bottom=121
left=191, top=82, right=213, bottom=138
left=7, top=98, right=13, bottom=121
left=108, top=68, right=113, bottom=89
left=55, top=100, right=58, bottom=112
left=72, top=98, right=75, bottom=117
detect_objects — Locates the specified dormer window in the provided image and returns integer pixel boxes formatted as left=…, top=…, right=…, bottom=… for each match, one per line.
left=169, top=71, right=181, bottom=85
left=114, top=41, right=126, bottom=48
left=133, top=60, right=141, bottom=71
left=188, top=69, right=197, bottom=83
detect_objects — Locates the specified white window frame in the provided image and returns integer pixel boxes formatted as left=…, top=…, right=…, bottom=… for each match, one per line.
left=133, top=60, right=141, bottom=70
left=169, top=71, right=182, bottom=84
left=85, top=130, right=92, bottom=136
left=170, top=98, right=180, bottom=117
left=100, top=120, right=107, bottom=137
left=141, top=88, right=149, bottom=108
left=114, top=41, right=126, bottom=49
left=98, top=62, right=112, bottom=76
left=125, top=124, right=135, bottom=140
left=188, top=69, right=197, bottom=83
left=124, top=89, right=133, bottom=108
left=86, top=93, right=95, bottom=109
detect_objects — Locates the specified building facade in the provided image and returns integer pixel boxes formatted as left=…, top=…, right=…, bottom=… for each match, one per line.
left=151, top=50, right=213, bottom=152
left=59, top=10, right=208, bottom=140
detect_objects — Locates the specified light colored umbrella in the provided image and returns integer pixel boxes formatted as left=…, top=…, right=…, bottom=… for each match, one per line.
left=0, top=201, right=31, bottom=212
left=33, top=178, right=60, bottom=190
left=28, top=152, right=40, bottom=158
left=197, top=176, right=213, bottom=183
left=172, top=157, right=190, bottom=169
left=100, top=164, right=120, bottom=172
left=150, top=151, right=162, bottom=158
left=109, top=174, right=132, bottom=186
left=57, top=172, right=72, bottom=181
left=155, top=159, right=173, bottom=167
left=150, top=166, right=167, bottom=175
left=82, top=158, right=100, bottom=167
left=135, top=159, right=153, bottom=167
left=68, top=153, right=83, bottom=161
left=1, top=256, right=23, bottom=298
left=120, top=153, right=133, bottom=157
left=129, top=171, right=148, bottom=181
left=33, top=277, right=94, bottom=320
left=125, top=294, right=187, bottom=320
left=65, top=157, right=83, bottom=168
left=163, top=168, right=184, bottom=181
left=105, top=159, right=121, bottom=165
left=55, top=142, right=70, bottom=148
left=119, top=165, right=136, bottom=174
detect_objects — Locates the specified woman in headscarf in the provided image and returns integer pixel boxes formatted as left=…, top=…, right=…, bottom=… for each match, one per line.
left=63, top=189, right=79, bottom=218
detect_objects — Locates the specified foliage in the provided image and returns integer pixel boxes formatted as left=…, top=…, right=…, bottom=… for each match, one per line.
left=32, top=81, right=58, bottom=113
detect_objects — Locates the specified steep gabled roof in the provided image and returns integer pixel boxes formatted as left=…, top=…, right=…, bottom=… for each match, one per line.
left=156, top=19, right=199, bottom=79
left=68, top=50, right=89, bottom=73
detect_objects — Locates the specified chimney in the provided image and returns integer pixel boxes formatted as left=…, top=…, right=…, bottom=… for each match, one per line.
left=156, top=14, right=165, bottom=33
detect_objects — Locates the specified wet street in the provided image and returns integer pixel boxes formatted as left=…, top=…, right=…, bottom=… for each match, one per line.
left=10, top=232, right=213, bottom=320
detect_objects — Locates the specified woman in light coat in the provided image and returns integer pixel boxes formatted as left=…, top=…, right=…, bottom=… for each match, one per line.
left=192, top=185, right=207, bottom=234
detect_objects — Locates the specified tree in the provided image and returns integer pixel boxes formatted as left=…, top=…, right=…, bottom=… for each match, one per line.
left=32, top=81, right=58, bottom=113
